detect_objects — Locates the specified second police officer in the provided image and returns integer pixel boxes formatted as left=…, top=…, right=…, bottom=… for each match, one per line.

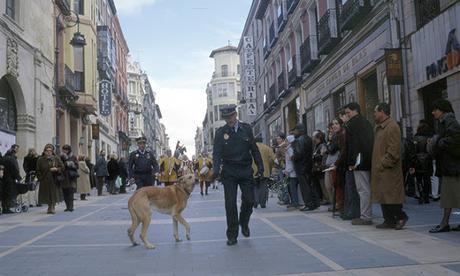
left=128, top=137, right=159, bottom=190
left=213, top=104, right=264, bottom=246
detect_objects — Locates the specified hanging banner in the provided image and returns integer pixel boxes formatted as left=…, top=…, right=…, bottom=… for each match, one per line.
left=243, top=36, right=257, bottom=116
left=384, top=48, right=404, bottom=85
left=91, top=124, right=100, bottom=140
left=99, top=80, right=112, bottom=116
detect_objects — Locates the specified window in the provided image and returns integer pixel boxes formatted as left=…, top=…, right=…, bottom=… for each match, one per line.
left=414, top=0, right=440, bottom=29
left=214, top=83, right=228, bottom=97
left=214, top=105, right=219, bottom=121
left=129, top=81, right=136, bottom=94
left=314, top=102, right=325, bottom=132
left=5, top=0, right=15, bottom=20
left=221, top=65, right=229, bottom=77
left=74, top=47, right=85, bottom=91
left=74, top=0, right=84, bottom=15
left=237, top=64, right=241, bottom=75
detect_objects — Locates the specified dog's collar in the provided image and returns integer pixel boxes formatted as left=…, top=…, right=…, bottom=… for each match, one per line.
left=176, top=184, right=192, bottom=197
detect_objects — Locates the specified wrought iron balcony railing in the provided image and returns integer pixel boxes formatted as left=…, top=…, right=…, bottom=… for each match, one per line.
left=277, top=72, right=286, bottom=95
left=59, top=65, right=78, bottom=104
left=268, top=83, right=276, bottom=104
left=339, top=0, right=372, bottom=32
left=300, top=35, right=320, bottom=74
left=318, top=9, right=340, bottom=55
left=287, top=0, right=299, bottom=14
left=277, top=9, right=287, bottom=33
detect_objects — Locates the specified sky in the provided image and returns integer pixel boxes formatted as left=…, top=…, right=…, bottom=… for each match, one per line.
left=115, top=0, right=252, bottom=156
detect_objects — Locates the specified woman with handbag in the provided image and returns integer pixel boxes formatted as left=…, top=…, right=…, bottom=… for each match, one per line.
left=37, top=144, right=64, bottom=214
left=312, top=130, right=329, bottom=205
left=61, top=145, right=79, bottom=212
left=107, top=154, right=120, bottom=194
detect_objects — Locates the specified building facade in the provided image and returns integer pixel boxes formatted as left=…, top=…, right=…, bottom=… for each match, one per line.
left=241, top=0, right=406, bottom=143
left=194, top=127, right=204, bottom=157
left=95, top=0, right=129, bottom=158
left=0, top=0, right=55, bottom=162
left=402, top=0, right=460, bottom=130
left=203, top=46, right=241, bottom=151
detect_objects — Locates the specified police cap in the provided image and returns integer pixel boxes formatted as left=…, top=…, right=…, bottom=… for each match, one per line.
left=220, top=104, right=237, bottom=118
left=136, top=136, right=147, bottom=143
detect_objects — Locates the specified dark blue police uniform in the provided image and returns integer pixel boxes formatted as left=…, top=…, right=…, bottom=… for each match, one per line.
left=213, top=108, right=263, bottom=245
left=128, top=149, right=159, bottom=190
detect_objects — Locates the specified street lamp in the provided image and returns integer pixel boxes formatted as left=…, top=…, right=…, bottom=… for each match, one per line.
left=54, top=9, right=86, bottom=153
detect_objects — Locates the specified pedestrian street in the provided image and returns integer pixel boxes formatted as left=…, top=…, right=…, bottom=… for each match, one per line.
left=0, top=187, right=460, bottom=276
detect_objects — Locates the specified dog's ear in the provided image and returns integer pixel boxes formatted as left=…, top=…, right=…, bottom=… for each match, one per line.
left=177, top=176, right=184, bottom=183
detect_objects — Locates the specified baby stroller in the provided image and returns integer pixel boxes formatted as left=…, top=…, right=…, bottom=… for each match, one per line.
left=14, top=171, right=37, bottom=213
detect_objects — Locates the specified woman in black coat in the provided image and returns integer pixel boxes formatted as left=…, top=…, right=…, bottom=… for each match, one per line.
left=410, top=120, right=434, bottom=204
left=107, top=154, right=120, bottom=194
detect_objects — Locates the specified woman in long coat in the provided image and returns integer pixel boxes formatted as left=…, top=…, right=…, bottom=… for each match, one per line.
left=77, top=156, right=91, bottom=200
left=37, top=144, right=63, bottom=214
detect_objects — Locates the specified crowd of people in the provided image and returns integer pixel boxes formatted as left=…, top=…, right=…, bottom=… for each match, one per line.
left=0, top=143, right=130, bottom=215
left=0, top=100, right=459, bottom=235
left=253, top=100, right=460, bottom=233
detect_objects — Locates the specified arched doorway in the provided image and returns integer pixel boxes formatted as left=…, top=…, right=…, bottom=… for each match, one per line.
left=0, top=76, right=17, bottom=154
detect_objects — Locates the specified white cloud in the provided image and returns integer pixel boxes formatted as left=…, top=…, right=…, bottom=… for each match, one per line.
left=114, top=0, right=158, bottom=15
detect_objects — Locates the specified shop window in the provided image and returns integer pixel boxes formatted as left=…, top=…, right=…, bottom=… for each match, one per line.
left=269, top=117, right=282, bottom=145
left=333, top=88, right=346, bottom=115
left=360, top=72, right=378, bottom=125
left=414, top=0, right=440, bottom=30
left=314, top=102, right=325, bottom=132
left=420, top=78, right=447, bottom=128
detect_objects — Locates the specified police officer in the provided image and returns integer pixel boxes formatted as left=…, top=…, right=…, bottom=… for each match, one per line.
left=128, top=137, right=159, bottom=190
left=213, top=104, right=263, bottom=246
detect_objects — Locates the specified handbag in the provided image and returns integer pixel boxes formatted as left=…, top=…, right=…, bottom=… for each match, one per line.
left=115, top=177, right=122, bottom=189
left=325, top=151, right=339, bottom=167
left=54, top=171, right=65, bottom=185
left=68, top=169, right=79, bottom=180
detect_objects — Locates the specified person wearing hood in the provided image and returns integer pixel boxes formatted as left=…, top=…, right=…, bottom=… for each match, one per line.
left=428, top=99, right=460, bottom=233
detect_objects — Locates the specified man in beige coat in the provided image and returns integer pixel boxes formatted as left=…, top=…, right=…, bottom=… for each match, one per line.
left=252, top=138, right=275, bottom=208
left=371, top=103, right=408, bottom=230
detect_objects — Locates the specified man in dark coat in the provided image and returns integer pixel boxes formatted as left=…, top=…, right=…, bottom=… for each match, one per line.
left=2, top=145, right=21, bottom=214
left=213, top=104, right=263, bottom=246
left=94, top=150, right=108, bottom=196
left=128, top=137, right=159, bottom=190
left=292, top=123, right=319, bottom=211
left=344, top=102, right=374, bottom=225
left=118, top=157, right=128, bottom=193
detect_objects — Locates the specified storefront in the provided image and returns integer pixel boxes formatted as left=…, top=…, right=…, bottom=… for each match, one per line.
left=0, top=76, right=17, bottom=154
left=410, top=2, right=460, bottom=128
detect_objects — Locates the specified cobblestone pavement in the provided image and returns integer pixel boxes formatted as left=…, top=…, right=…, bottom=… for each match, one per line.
left=0, top=185, right=460, bottom=276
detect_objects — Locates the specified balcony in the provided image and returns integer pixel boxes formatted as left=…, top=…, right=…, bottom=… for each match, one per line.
left=212, top=72, right=238, bottom=78
left=277, top=72, right=286, bottom=95
left=318, top=9, right=341, bottom=55
left=300, top=36, right=320, bottom=74
left=72, top=93, right=97, bottom=114
left=287, top=0, right=299, bottom=14
left=415, top=0, right=441, bottom=29
left=288, top=56, right=300, bottom=87
left=339, top=0, right=372, bottom=32
left=55, top=0, right=71, bottom=16
left=268, top=83, right=276, bottom=104
left=269, top=23, right=277, bottom=47
left=58, top=65, right=78, bottom=104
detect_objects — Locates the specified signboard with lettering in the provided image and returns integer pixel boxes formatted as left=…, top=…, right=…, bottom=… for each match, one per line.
left=243, top=36, right=257, bottom=116
left=384, top=48, right=404, bottom=85
left=99, top=80, right=112, bottom=116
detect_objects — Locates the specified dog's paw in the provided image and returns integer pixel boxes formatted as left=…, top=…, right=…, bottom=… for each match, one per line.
left=175, top=238, right=183, bottom=243
left=132, top=241, right=140, bottom=246
left=145, top=244, right=156, bottom=249
left=186, top=234, right=191, bottom=241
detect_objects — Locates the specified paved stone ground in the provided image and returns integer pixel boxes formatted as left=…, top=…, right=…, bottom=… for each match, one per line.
left=0, top=185, right=460, bottom=276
